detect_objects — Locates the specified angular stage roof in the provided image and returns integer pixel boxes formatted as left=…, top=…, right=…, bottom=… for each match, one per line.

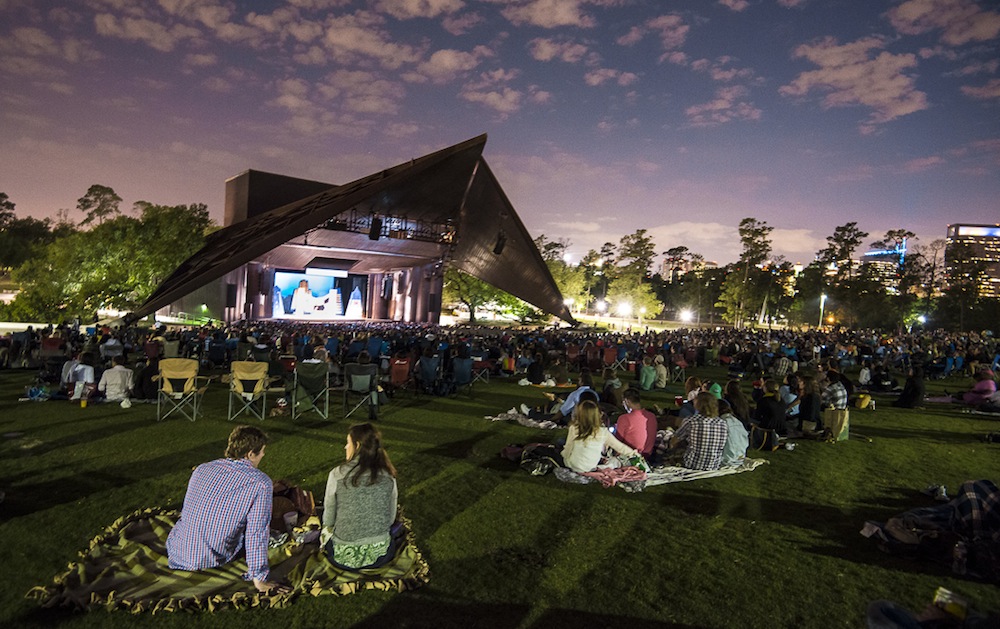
left=128, top=134, right=574, bottom=324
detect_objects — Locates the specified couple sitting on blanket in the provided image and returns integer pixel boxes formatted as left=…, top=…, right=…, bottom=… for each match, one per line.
left=665, top=392, right=748, bottom=471
left=522, top=369, right=598, bottom=425
left=166, top=423, right=399, bottom=594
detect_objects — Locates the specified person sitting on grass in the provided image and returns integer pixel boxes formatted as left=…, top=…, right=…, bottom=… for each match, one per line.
left=752, top=379, right=788, bottom=436
left=600, top=367, right=624, bottom=409
left=166, top=425, right=290, bottom=595
left=638, top=355, right=655, bottom=391
left=718, top=399, right=749, bottom=467
left=322, top=422, right=400, bottom=570
left=526, top=369, right=596, bottom=425
left=97, top=354, right=133, bottom=402
left=892, top=365, right=926, bottom=409
left=615, top=388, right=657, bottom=459
left=669, top=392, right=729, bottom=471
left=653, top=354, right=669, bottom=389
left=526, top=353, right=545, bottom=385
left=955, top=369, right=996, bottom=406
left=797, top=375, right=823, bottom=433
left=560, top=400, right=639, bottom=474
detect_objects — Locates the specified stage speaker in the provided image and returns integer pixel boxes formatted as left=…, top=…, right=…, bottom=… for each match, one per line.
left=368, top=216, right=383, bottom=240
left=493, top=231, right=506, bottom=255
left=429, top=292, right=441, bottom=313
left=226, top=283, right=238, bottom=308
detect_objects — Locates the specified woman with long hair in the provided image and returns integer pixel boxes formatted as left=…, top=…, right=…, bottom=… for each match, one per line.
left=723, top=379, right=751, bottom=428
left=561, top=400, right=638, bottom=473
left=797, top=375, right=823, bottom=433
left=321, top=423, right=399, bottom=570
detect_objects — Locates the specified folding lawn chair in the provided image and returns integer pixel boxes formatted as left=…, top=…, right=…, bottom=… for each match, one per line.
left=156, top=358, right=209, bottom=422
left=228, top=360, right=270, bottom=421
left=343, top=363, right=378, bottom=419
left=292, top=361, right=331, bottom=420
left=389, top=356, right=414, bottom=396
left=671, top=356, right=688, bottom=383
left=451, top=357, right=474, bottom=397
left=471, top=358, right=490, bottom=385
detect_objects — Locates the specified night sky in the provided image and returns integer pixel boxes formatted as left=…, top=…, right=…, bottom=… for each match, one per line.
left=2, top=0, right=998, bottom=265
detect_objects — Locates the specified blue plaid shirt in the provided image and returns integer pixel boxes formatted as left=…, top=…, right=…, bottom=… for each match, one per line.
left=167, top=458, right=273, bottom=582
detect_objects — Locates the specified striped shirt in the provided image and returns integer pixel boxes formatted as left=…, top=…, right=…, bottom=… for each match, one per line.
left=166, top=458, right=273, bottom=582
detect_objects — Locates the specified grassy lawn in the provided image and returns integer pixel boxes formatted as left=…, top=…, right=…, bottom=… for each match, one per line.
left=1, top=364, right=998, bottom=628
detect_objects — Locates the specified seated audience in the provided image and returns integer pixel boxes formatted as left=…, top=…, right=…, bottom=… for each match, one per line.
left=724, top=380, right=751, bottom=428
left=892, top=366, right=926, bottom=409
left=614, top=388, right=657, bottom=458
left=670, top=392, right=728, bottom=471
left=752, top=379, right=787, bottom=435
left=97, top=354, right=133, bottom=402
left=322, top=422, right=399, bottom=570
left=653, top=355, right=668, bottom=389
left=561, top=400, right=638, bottom=473
left=718, top=400, right=749, bottom=467
left=957, top=369, right=997, bottom=406
left=638, top=356, right=655, bottom=391
left=797, top=375, right=823, bottom=432
left=167, top=426, right=289, bottom=594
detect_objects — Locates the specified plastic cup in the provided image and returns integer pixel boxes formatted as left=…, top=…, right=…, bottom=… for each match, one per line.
left=674, top=395, right=684, bottom=407
left=80, top=398, right=87, bottom=408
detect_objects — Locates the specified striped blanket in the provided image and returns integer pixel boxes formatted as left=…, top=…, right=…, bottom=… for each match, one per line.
left=26, top=506, right=429, bottom=613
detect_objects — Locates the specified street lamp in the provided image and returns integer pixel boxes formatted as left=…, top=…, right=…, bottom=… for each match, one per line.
left=818, top=293, right=827, bottom=328
left=639, top=306, right=646, bottom=326
left=680, top=309, right=693, bottom=323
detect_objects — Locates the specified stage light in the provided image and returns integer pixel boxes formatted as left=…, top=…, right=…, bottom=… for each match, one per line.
left=680, top=309, right=693, bottom=323
left=368, top=216, right=383, bottom=240
left=493, top=231, right=506, bottom=255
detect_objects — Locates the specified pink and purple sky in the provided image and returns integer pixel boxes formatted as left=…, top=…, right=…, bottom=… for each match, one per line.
left=1, top=0, right=998, bottom=266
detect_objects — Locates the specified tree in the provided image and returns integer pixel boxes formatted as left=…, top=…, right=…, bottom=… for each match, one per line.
left=533, top=235, right=569, bottom=263
left=819, top=222, right=869, bottom=282
left=77, top=184, right=123, bottom=226
left=605, top=269, right=663, bottom=322
left=441, top=266, right=504, bottom=324
left=0, top=215, right=58, bottom=270
left=0, top=192, right=15, bottom=227
left=911, top=238, right=947, bottom=312
left=720, top=218, right=773, bottom=327
left=617, top=229, right=657, bottom=277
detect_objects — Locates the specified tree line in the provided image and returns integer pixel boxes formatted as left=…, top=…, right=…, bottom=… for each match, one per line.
left=0, top=187, right=214, bottom=323
left=444, top=219, right=997, bottom=331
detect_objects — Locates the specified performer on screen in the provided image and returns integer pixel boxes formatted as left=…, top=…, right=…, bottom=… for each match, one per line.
left=291, top=280, right=315, bottom=315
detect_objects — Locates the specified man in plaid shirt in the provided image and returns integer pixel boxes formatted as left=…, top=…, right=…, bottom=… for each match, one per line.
left=670, top=392, right=729, bottom=471
left=166, top=426, right=288, bottom=594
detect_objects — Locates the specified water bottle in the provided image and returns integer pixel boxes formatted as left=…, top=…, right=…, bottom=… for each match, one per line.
left=952, top=541, right=967, bottom=575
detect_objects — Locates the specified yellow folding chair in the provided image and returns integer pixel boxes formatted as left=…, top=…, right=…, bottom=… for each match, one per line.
left=156, top=358, right=208, bottom=422
left=228, top=361, right=270, bottom=422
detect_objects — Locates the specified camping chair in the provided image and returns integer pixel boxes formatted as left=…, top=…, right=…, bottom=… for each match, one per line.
left=603, top=346, right=627, bottom=372
left=156, top=358, right=209, bottom=422
left=416, top=355, right=440, bottom=394
left=343, top=363, right=378, bottom=419
left=670, top=356, right=688, bottom=383
left=471, top=358, right=491, bottom=385
left=565, top=344, right=581, bottom=371
left=451, top=357, right=474, bottom=397
left=227, top=361, right=270, bottom=421
left=389, top=356, right=414, bottom=396
left=292, top=361, right=331, bottom=420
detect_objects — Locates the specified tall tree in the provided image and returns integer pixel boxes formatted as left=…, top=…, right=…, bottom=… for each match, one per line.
left=77, top=184, right=122, bottom=226
left=721, top=218, right=773, bottom=327
left=442, top=266, right=504, bottom=324
left=0, top=192, right=15, bottom=227
left=819, top=222, right=869, bottom=282
left=617, top=229, right=657, bottom=277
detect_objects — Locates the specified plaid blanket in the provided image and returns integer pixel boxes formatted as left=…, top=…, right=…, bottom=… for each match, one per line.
left=26, top=506, right=429, bottom=613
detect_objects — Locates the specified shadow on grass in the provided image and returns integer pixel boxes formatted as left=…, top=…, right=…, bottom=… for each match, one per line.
left=0, top=440, right=219, bottom=521
left=528, top=608, right=707, bottom=629
left=351, top=592, right=530, bottom=629
left=3, top=417, right=153, bottom=458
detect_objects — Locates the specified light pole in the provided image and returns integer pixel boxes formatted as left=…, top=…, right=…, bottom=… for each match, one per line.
left=818, top=293, right=827, bottom=328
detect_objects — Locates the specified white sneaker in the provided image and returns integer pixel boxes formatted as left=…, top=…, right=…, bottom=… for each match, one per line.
left=520, top=403, right=531, bottom=415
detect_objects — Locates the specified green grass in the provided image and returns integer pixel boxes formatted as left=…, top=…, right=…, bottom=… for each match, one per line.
left=1, top=365, right=999, bottom=628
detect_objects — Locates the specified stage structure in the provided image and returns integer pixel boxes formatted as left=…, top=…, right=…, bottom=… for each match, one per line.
left=127, top=135, right=575, bottom=326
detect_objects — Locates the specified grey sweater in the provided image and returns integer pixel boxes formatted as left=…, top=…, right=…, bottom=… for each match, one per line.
left=321, top=462, right=397, bottom=546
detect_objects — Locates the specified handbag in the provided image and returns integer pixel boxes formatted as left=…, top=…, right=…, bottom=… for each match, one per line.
left=823, top=408, right=850, bottom=442
left=748, top=425, right=779, bottom=451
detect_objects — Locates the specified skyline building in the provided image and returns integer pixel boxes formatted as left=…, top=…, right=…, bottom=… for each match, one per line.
left=945, top=224, right=1000, bottom=299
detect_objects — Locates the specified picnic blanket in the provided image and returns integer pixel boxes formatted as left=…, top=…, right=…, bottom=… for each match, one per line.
left=642, top=458, right=769, bottom=487
left=26, top=506, right=429, bottom=613
left=485, top=409, right=559, bottom=430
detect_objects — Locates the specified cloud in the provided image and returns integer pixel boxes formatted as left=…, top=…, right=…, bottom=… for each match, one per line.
left=267, top=76, right=382, bottom=137
left=718, top=0, right=749, bottom=12
left=403, top=46, right=489, bottom=84
left=899, top=155, right=945, bottom=173
left=584, top=68, right=639, bottom=87
left=94, top=14, right=200, bottom=52
left=528, top=37, right=589, bottom=63
left=496, top=0, right=599, bottom=29
left=460, top=69, right=525, bottom=115
left=887, top=0, right=1000, bottom=46
left=647, top=221, right=738, bottom=256
left=321, top=12, right=424, bottom=70
left=317, top=69, right=406, bottom=114
left=779, top=36, right=929, bottom=132
left=952, top=59, right=999, bottom=76
left=961, top=78, right=1000, bottom=100
left=185, top=52, right=218, bottom=67
left=374, top=0, right=464, bottom=20
left=617, top=14, right=689, bottom=52
left=827, top=164, right=875, bottom=182
left=442, top=12, right=484, bottom=34
left=685, top=85, right=762, bottom=126
left=551, top=220, right=601, bottom=232
left=770, top=228, right=826, bottom=257
left=690, top=55, right=756, bottom=82
left=778, top=0, right=806, bottom=7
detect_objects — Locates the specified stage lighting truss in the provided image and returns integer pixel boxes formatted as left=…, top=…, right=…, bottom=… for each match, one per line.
left=315, top=209, right=455, bottom=245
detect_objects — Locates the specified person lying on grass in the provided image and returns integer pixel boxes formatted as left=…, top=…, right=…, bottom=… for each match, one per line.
left=166, top=425, right=290, bottom=594
left=321, top=422, right=400, bottom=571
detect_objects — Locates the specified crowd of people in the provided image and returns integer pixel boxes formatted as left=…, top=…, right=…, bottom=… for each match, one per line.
left=5, top=317, right=999, bottom=594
